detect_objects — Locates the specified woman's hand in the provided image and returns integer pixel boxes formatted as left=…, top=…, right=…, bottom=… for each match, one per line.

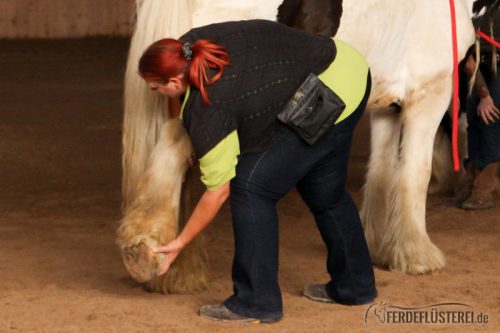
left=152, top=182, right=231, bottom=276
left=477, top=95, right=500, bottom=125
left=153, top=237, right=186, bottom=276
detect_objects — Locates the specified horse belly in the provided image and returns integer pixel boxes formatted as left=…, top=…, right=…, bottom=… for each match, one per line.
left=335, top=0, right=475, bottom=109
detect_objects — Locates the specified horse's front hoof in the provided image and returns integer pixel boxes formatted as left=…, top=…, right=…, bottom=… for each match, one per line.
left=388, top=240, right=446, bottom=275
left=121, top=241, right=165, bottom=283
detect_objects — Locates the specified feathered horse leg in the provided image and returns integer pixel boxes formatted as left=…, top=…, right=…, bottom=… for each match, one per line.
left=119, top=0, right=209, bottom=293
left=117, top=119, right=209, bottom=293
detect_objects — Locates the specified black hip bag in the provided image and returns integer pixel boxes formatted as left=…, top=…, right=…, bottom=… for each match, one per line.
left=277, top=73, right=346, bottom=145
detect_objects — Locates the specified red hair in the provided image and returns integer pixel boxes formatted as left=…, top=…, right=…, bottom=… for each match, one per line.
left=139, top=38, right=229, bottom=105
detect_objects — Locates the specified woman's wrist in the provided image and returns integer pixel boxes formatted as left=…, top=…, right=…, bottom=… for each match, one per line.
left=176, top=233, right=188, bottom=248
left=478, top=89, right=490, bottom=99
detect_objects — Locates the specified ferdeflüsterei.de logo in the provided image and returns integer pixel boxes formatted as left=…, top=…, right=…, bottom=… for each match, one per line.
left=365, top=301, right=489, bottom=326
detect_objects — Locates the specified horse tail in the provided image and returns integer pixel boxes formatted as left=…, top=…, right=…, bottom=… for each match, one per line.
left=123, top=0, right=193, bottom=209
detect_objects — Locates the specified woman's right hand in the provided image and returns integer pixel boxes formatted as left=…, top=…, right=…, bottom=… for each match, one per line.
left=153, top=237, right=186, bottom=276
left=153, top=183, right=230, bottom=276
left=477, top=95, right=500, bottom=125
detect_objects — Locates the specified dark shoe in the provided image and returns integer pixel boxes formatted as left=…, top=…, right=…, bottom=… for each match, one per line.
left=303, top=284, right=377, bottom=305
left=454, top=185, right=473, bottom=207
left=303, top=284, right=337, bottom=303
left=461, top=196, right=495, bottom=210
left=199, top=304, right=280, bottom=323
left=454, top=162, right=476, bottom=206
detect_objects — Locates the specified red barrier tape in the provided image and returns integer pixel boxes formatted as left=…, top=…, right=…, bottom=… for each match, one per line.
left=476, top=29, right=500, bottom=48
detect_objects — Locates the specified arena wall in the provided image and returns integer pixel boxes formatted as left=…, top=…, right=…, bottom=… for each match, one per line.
left=0, top=0, right=135, bottom=38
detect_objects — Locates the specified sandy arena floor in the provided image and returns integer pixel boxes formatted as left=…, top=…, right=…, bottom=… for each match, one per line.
left=0, top=38, right=498, bottom=333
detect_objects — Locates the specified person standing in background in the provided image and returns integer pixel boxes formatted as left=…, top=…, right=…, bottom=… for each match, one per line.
left=459, top=2, right=500, bottom=210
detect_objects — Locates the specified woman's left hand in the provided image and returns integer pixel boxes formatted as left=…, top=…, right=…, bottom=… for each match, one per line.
left=153, top=237, right=185, bottom=276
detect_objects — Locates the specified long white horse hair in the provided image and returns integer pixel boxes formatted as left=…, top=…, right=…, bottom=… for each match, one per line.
left=122, top=0, right=193, bottom=209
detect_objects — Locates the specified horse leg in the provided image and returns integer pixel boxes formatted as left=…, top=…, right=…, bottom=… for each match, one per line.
left=428, top=126, right=455, bottom=194
left=428, top=102, right=468, bottom=195
left=361, top=109, right=402, bottom=263
left=378, top=77, right=451, bottom=274
left=277, top=0, right=343, bottom=37
left=118, top=120, right=209, bottom=293
left=147, top=164, right=209, bottom=294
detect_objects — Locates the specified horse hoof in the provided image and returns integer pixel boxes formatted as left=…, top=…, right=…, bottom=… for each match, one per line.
left=121, top=241, right=165, bottom=283
left=388, top=241, right=446, bottom=275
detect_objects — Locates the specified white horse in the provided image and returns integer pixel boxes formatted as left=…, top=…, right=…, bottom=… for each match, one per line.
left=334, top=1, right=475, bottom=274
left=121, top=0, right=477, bottom=282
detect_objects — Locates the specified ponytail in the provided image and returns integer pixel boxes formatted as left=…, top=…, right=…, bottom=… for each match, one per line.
left=189, top=40, right=229, bottom=104
left=139, top=38, right=230, bottom=105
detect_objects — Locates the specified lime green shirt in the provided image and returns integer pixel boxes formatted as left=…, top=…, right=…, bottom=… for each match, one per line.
left=198, top=130, right=240, bottom=191
left=318, top=38, right=369, bottom=124
left=180, top=38, right=369, bottom=191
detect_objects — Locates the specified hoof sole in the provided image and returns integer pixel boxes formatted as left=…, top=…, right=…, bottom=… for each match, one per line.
left=121, top=239, right=165, bottom=283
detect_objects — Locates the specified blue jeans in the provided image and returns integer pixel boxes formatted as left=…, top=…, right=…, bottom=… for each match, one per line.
left=465, top=59, right=500, bottom=170
left=223, top=75, right=377, bottom=320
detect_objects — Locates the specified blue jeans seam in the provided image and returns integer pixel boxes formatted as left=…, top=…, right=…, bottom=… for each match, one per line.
left=240, top=132, right=285, bottom=312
